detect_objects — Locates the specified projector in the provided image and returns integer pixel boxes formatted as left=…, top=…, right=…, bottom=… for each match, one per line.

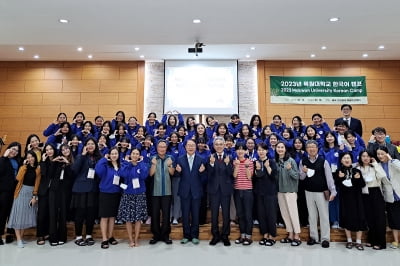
left=188, top=47, right=203, bottom=53
left=188, top=42, right=205, bottom=56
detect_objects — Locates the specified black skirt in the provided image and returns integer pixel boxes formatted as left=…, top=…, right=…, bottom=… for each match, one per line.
left=98, top=192, right=121, bottom=218
left=387, top=201, right=400, bottom=230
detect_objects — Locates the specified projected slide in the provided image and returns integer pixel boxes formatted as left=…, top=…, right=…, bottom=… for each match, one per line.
left=164, top=60, right=238, bottom=114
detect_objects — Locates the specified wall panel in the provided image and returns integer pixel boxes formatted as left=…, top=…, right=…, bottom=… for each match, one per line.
left=0, top=61, right=144, bottom=146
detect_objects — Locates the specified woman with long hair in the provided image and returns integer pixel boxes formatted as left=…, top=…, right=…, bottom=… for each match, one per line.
left=118, top=148, right=149, bottom=247
left=71, top=137, right=102, bottom=246
left=95, top=147, right=122, bottom=249
left=7, top=151, right=41, bottom=248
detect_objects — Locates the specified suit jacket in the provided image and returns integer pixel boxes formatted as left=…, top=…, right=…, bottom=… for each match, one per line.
left=207, top=154, right=234, bottom=196
left=335, top=117, right=363, bottom=137
left=177, top=154, right=206, bottom=199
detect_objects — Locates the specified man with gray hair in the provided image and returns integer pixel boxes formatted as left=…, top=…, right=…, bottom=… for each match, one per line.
left=299, top=140, right=337, bottom=248
left=207, top=136, right=234, bottom=246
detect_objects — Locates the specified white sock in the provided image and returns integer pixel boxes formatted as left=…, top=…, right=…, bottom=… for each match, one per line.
left=86, top=235, right=92, bottom=239
left=347, top=238, right=352, bottom=243
left=76, top=236, right=82, bottom=240
left=356, top=239, right=361, bottom=244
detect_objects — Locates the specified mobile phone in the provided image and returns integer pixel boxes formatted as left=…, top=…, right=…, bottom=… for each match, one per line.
left=38, top=143, right=44, bottom=148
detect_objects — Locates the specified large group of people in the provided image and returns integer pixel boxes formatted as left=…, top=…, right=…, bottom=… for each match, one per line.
left=0, top=105, right=400, bottom=251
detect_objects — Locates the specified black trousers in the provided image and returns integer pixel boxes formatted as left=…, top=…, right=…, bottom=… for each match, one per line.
left=363, top=188, right=387, bottom=248
left=74, top=206, right=96, bottom=237
left=49, top=189, right=69, bottom=243
left=257, top=194, right=277, bottom=237
left=209, top=190, right=231, bottom=238
left=234, top=189, right=254, bottom=236
left=37, top=193, right=49, bottom=237
left=0, top=191, right=14, bottom=236
left=151, top=195, right=172, bottom=241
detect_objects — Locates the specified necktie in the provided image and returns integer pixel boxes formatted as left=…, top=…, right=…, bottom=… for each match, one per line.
left=189, top=155, right=194, bottom=171
left=218, top=154, right=222, bottom=161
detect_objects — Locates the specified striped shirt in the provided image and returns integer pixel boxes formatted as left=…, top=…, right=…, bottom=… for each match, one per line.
left=234, top=159, right=253, bottom=190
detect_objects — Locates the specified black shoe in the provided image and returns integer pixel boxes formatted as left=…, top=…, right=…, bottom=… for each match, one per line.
left=321, top=240, right=330, bottom=248
left=307, top=238, right=318, bottom=245
left=0, top=238, right=4, bottom=245
left=209, top=237, right=220, bottom=246
left=222, top=238, right=231, bottom=246
left=164, top=239, right=173, bottom=244
left=5, top=235, right=14, bottom=244
left=149, top=238, right=159, bottom=245
left=85, top=237, right=95, bottom=246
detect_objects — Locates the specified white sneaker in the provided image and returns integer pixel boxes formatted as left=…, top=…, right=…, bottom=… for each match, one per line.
left=253, top=220, right=259, bottom=225
left=172, top=219, right=178, bottom=225
left=331, top=222, right=339, bottom=229
left=17, top=240, right=24, bottom=248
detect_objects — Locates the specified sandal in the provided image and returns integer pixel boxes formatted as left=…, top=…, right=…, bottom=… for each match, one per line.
left=85, top=237, right=95, bottom=246
left=75, top=238, right=87, bottom=246
left=265, top=239, right=276, bottom=246
left=372, top=245, right=382, bottom=250
left=259, top=238, right=267, bottom=245
left=235, top=237, right=244, bottom=244
left=355, top=243, right=364, bottom=251
left=280, top=237, right=292, bottom=244
left=129, top=241, right=135, bottom=247
left=346, top=242, right=353, bottom=249
left=101, top=240, right=109, bottom=249
left=108, top=237, right=118, bottom=245
left=291, top=238, right=302, bottom=246
left=36, top=237, right=45, bottom=245
left=242, top=238, right=253, bottom=245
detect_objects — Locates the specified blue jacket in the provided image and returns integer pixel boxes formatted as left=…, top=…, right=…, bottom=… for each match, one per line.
left=71, top=154, right=100, bottom=193
left=95, top=157, right=122, bottom=193
left=145, top=120, right=160, bottom=136
left=270, top=123, right=286, bottom=135
left=43, top=123, right=60, bottom=137
left=161, top=114, right=184, bottom=136
left=228, top=121, right=243, bottom=137
left=119, top=161, right=149, bottom=194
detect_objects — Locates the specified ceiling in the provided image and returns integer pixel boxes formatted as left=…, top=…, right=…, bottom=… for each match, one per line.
left=1, top=0, right=400, bottom=61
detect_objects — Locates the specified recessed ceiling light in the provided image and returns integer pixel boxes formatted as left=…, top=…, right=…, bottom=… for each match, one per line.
left=329, top=17, right=340, bottom=22
left=139, top=55, right=145, bottom=59
left=77, top=47, right=83, bottom=52
left=87, top=54, right=93, bottom=59
left=310, top=54, right=316, bottom=58
left=33, top=55, right=39, bottom=59
left=59, top=19, right=69, bottom=24
left=193, top=19, right=201, bottom=24
left=245, top=54, right=250, bottom=58
left=362, top=53, right=368, bottom=58
left=250, top=47, right=256, bottom=50
left=378, top=45, right=385, bottom=50
left=321, top=46, right=327, bottom=50
left=134, top=47, right=140, bottom=51
left=18, top=47, right=24, bottom=51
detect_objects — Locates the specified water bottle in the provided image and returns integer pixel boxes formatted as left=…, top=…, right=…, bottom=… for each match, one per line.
left=385, top=135, right=391, bottom=144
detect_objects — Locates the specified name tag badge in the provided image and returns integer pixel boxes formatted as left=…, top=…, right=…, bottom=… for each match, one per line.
left=331, top=164, right=337, bottom=172
left=120, top=183, right=128, bottom=190
left=113, top=175, right=120, bottom=185
left=60, top=169, right=64, bottom=180
left=87, top=168, right=95, bottom=179
left=132, top=178, right=140, bottom=189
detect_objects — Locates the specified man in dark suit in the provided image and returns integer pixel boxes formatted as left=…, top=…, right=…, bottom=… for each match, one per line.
left=207, top=136, right=234, bottom=246
left=334, top=104, right=363, bottom=137
left=176, top=139, right=206, bottom=245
